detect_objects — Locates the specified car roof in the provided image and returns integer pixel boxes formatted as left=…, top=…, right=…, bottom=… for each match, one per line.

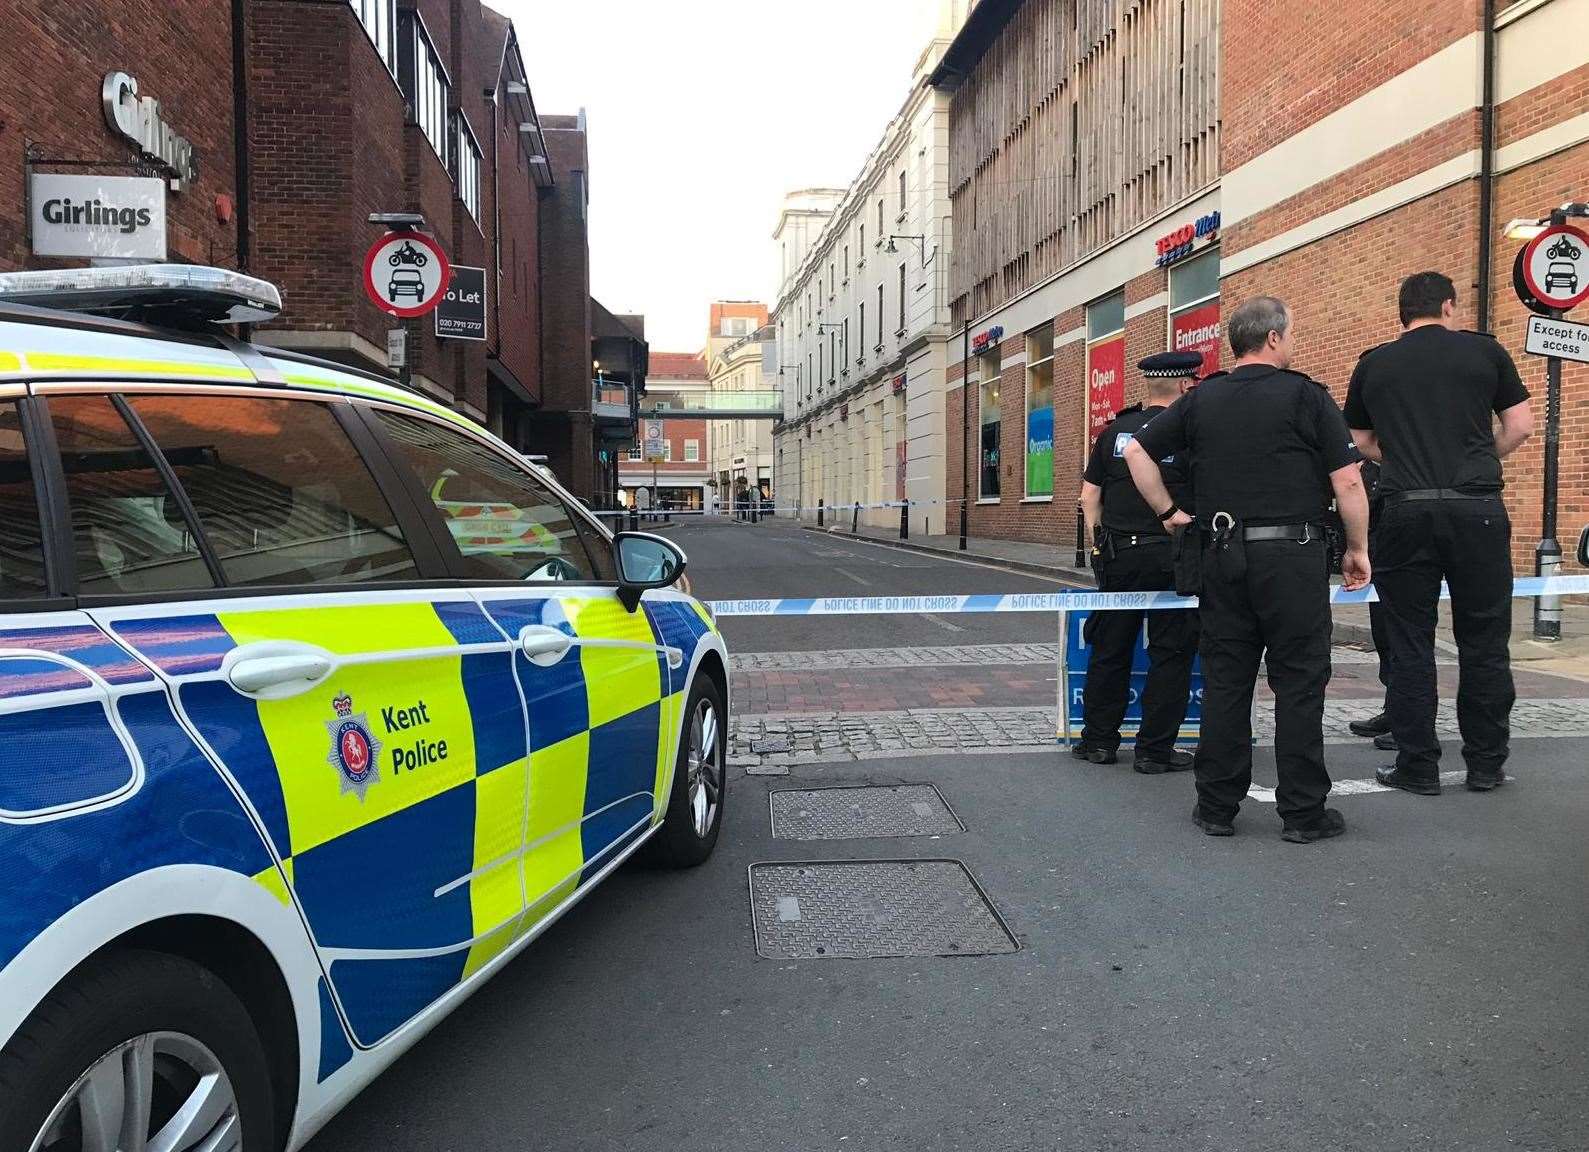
left=0, top=303, right=476, bottom=433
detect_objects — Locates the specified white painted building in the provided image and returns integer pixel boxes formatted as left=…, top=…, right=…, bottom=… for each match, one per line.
left=705, top=315, right=776, bottom=507
left=771, top=31, right=957, bottom=533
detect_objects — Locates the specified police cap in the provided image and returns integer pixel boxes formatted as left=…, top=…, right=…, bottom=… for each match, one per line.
left=1138, top=350, right=1205, bottom=379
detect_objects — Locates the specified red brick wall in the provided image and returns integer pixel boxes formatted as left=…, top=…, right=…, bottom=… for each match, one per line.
left=0, top=0, right=237, bottom=270
left=1220, top=1, right=1481, bottom=171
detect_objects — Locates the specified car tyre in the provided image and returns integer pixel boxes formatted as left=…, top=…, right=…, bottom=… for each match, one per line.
left=0, top=949, right=276, bottom=1152
left=647, top=675, right=726, bottom=868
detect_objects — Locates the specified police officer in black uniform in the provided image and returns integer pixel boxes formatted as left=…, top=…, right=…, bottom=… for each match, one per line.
left=1073, top=350, right=1203, bottom=772
left=1125, top=296, right=1371, bottom=843
left=1347, top=459, right=1399, bottom=751
left=1344, top=271, right=1533, bottom=796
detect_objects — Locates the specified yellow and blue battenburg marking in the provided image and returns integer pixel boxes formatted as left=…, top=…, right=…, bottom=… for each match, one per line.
left=0, top=622, right=274, bottom=974
left=104, top=591, right=715, bottom=1064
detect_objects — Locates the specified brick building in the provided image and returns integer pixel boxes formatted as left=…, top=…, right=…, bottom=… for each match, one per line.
left=620, top=351, right=711, bottom=512
left=932, top=0, right=1587, bottom=569
left=0, top=0, right=628, bottom=500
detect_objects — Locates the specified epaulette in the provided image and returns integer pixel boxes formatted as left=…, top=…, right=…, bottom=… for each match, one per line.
left=1358, top=343, right=1387, bottom=359
left=1462, top=329, right=1500, bottom=340
left=1274, top=367, right=1329, bottom=390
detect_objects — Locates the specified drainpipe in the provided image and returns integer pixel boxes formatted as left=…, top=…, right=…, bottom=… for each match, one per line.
left=1476, top=0, right=1497, bottom=332
left=487, top=86, right=503, bottom=364
left=959, top=319, right=970, bottom=550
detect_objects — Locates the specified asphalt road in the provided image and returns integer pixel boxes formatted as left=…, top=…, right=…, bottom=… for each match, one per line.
left=306, top=518, right=1589, bottom=1152
left=672, top=518, right=1084, bottom=652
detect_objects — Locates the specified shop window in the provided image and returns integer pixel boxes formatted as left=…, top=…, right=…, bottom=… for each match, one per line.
left=628, top=445, right=643, bottom=462
left=1086, top=291, right=1127, bottom=442
left=349, top=0, right=396, bottom=74
left=684, top=440, right=700, bottom=463
left=1169, top=248, right=1222, bottom=377
left=399, top=11, right=451, bottom=164
left=978, top=349, right=1002, bottom=500
left=1025, top=323, right=1055, bottom=498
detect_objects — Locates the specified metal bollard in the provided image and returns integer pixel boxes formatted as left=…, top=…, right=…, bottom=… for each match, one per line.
left=629, top=507, right=639, bottom=532
left=751, top=497, right=759, bottom=524
left=852, top=502, right=860, bottom=534
left=817, top=498, right=824, bottom=527
left=1074, top=502, right=1086, bottom=568
left=958, top=502, right=968, bottom=551
left=900, top=499, right=909, bottom=540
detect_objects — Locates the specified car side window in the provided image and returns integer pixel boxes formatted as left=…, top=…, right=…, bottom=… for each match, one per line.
left=373, top=409, right=615, bottom=583
left=0, top=402, right=48, bottom=599
left=49, top=394, right=217, bottom=596
left=129, top=395, right=419, bottom=588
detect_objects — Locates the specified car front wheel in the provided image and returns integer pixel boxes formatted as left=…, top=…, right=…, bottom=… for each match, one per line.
left=0, top=950, right=276, bottom=1152
left=647, top=675, right=726, bottom=868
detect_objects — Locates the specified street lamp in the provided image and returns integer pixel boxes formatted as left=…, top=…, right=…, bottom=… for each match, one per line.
left=885, top=234, right=934, bottom=265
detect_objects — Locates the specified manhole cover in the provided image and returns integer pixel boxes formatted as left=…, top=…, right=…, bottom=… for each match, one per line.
left=748, top=859, right=1017, bottom=959
left=752, top=736, right=792, bottom=754
left=769, top=784, right=963, bottom=840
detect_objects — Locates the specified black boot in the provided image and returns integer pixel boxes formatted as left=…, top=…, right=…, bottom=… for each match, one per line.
left=1349, top=711, right=1390, bottom=738
left=1375, top=766, right=1441, bottom=796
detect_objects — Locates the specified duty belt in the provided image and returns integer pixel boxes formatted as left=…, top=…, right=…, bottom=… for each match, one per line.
left=1105, top=529, right=1171, bottom=549
left=1205, top=512, right=1321, bottom=544
left=1381, top=488, right=1499, bottom=508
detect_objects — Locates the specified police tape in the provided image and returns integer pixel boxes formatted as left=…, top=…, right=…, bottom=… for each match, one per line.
left=592, top=497, right=965, bottom=518
left=704, top=574, right=1589, bottom=617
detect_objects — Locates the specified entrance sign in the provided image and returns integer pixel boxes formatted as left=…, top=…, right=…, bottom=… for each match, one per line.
left=362, top=231, right=450, bottom=318
left=434, top=265, right=486, bottom=340
left=1170, top=298, right=1221, bottom=379
left=29, top=174, right=166, bottom=260
left=1086, top=335, right=1125, bottom=440
left=1524, top=314, right=1589, bottom=365
left=1520, top=224, right=1589, bottom=311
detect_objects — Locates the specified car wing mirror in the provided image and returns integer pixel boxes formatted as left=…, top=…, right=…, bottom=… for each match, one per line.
left=613, top=531, right=688, bottom=611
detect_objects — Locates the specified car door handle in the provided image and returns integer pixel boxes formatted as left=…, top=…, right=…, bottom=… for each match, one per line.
left=520, top=626, right=574, bottom=666
left=226, top=652, right=334, bottom=696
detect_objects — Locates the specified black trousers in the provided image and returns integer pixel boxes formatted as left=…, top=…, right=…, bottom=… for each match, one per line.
left=1368, top=503, right=1392, bottom=693
left=1080, top=541, right=1199, bottom=757
left=1194, top=536, right=1333, bottom=824
left=1374, top=498, right=1515, bottom=779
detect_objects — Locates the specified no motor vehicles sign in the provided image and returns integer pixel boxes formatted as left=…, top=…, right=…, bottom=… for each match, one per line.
left=362, top=231, right=451, bottom=318
left=1520, top=224, right=1589, bottom=311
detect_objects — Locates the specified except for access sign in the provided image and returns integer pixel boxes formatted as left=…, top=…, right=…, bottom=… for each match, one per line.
left=362, top=231, right=450, bottom=318
left=1524, top=314, right=1589, bottom=365
left=1520, top=224, right=1589, bottom=311
left=434, top=265, right=486, bottom=340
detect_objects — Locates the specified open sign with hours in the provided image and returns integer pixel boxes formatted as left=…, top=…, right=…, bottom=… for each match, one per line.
left=362, top=231, right=451, bottom=318
left=1520, top=224, right=1589, bottom=311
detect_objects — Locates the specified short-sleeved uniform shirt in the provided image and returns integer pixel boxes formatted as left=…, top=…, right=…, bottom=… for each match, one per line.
left=1343, top=326, right=1529, bottom=497
left=1132, top=364, right=1359, bottom=527
left=1083, top=403, right=1193, bottom=533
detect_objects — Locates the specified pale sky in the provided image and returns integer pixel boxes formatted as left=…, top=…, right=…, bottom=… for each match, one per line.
left=505, top=0, right=949, bottom=353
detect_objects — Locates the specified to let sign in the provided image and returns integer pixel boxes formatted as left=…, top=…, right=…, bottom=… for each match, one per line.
left=1524, top=314, right=1589, bottom=365
left=434, top=265, right=486, bottom=340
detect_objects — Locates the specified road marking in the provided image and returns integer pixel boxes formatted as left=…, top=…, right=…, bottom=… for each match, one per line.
left=834, top=567, right=872, bottom=587
left=776, top=896, right=802, bottom=922
left=1248, top=769, right=1469, bottom=803
left=780, top=525, right=1090, bottom=588
left=920, top=613, right=964, bottom=633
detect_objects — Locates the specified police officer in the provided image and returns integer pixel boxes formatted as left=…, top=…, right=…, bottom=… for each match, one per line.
left=1347, top=458, right=1398, bottom=751
left=1073, top=350, right=1203, bottom=772
left=1344, top=271, right=1532, bottom=796
left=1125, top=296, right=1371, bottom=843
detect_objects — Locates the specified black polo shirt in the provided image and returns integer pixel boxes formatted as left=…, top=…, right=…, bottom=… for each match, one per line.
left=1343, top=326, right=1529, bottom=497
left=1084, top=403, right=1193, bottom=533
left=1132, top=364, right=1359, bottom=526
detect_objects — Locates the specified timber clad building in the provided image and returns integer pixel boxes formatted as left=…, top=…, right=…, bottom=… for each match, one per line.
left=932, top=0, right=1586, bottom=567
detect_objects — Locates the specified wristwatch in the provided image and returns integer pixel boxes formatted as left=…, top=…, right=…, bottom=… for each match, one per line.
left=1156, top=504, right=1180, bottom=521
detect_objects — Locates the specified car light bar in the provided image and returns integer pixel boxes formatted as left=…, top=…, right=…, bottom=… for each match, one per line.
left=0, top=265, right=282, bottom=324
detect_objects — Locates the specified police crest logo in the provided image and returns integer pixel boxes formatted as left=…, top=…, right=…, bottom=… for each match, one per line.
left=325, top=691, right=383, bottom=801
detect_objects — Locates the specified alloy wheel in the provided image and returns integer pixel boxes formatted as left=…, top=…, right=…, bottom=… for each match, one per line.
left=686, top=697, right=722, bottom=837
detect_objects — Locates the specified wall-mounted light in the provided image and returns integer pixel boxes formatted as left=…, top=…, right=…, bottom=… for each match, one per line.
left=1504, top=218, right=1547, bottom=241
left=885, top=234, right=935, bottom=266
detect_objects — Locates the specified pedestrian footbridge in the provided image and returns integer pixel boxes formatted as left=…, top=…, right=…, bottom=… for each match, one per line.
left=638, top=391, right=783, bottom=420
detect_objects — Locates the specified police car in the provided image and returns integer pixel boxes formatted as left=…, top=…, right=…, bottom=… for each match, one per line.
left=0, top=266, right=729, bottom=1151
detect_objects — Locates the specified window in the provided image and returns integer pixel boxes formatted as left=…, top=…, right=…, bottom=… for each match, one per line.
left=829, top=264, right=835, bottom=297
left=628, top=445, right=643, bottom=461
left=0, top=403, right=46, bottom=598
left=858, top=223, right=865, bottom=260
left=132, top=395, right=418, bottom=588
left=375, top=410, right=613, bottom=582
left=400, top=12, right=450, bottom=163
left=843, top=246, right=850, bottom=279
left=898, top=169, right=908, bottom=219
left=1087, top=290, right=1126, bottom=341
left=858, top=301, right=865, bottom=361
left=818, top=343, right=825, bottom=390
left=684, top=439, right=700, bottom=462
left=842, top=318, right=850, bottom=371
left=897, top=264, right=907, bottom=332
left=662, top=440, right=673, bottom=463
left=978, top=349, right=1002, bottom=499
left=1025, top=324, right=1055, bottom=498
left=454, top=114, right=482, bottom=224
left=349, top=0, right=396, bottom=74
left=51, top=395, right=214, bottom=596
left=876, top=284, right=884, bottom=347
left=1170, top=248, right=1222, bottom=375
left=807, top=354, right=813, bottom=399
left=877, top=199, right=884, bottom=236
left=828, top=332, right=836, bottom=383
